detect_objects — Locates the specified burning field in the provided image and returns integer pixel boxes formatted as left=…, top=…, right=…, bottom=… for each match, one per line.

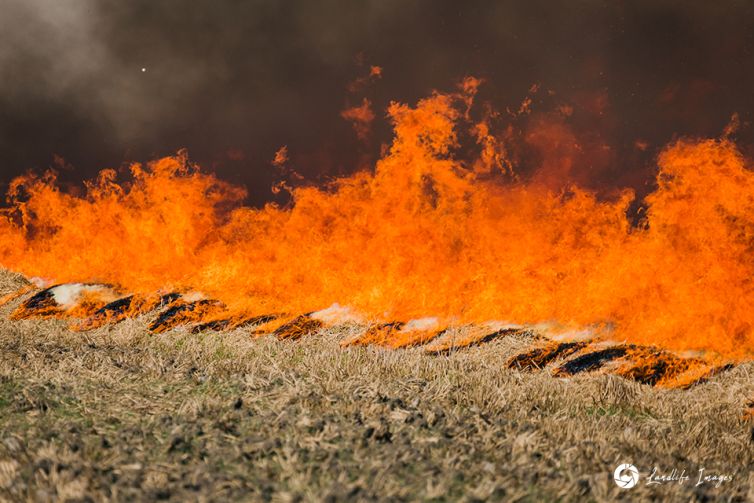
left=2, top=80, right=754, bottom=364
left=0, top=77, right=753, bottom=499
left=0, top=267, right=752, bottom=501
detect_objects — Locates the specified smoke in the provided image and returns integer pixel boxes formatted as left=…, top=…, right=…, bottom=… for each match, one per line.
left=1, top=0, right=754, bottom=204
left=0, top=0, right=238, bottom=158
left=0, top=2, right=102, bottom=93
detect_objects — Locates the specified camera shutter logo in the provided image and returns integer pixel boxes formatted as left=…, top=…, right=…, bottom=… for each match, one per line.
left=614, top=464, right=639, bottom=489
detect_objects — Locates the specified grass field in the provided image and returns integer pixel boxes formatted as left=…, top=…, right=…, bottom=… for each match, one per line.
left=0, top=270, right=752, bottom=502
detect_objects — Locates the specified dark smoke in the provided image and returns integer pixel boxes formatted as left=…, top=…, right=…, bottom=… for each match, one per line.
left=2, top=0, right=754, bottom=205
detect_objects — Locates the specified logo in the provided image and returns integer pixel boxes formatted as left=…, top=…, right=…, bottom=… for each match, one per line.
left=614, top=463, right=640, bottom=489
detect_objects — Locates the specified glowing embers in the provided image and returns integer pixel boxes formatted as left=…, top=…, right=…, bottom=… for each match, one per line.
left=549, top=343, right=734, bottom=388
left=271, top=314, right=324, bottom=340
left=191, top=314, right=280, bottom=334
left=658, top=362, right=735, bottom=389
left=614, top=347, right=699, bottom=386
left=553, top=344, right=630, bottom=376
left=1, top=277, right=283, bottom=334
left=423, top=323, right=531, bottom=354
left=73, top=289, right=282, bottom=334
left=507, top=341, right=588, bottom=370
left=340, top=318, right=445, bottom=349
left=745, top=399, right=754, bottom=420
left=10, top=283, right=120, bottom=320
left=72, top=293, right=181, bottom=330
left=388, top=327, right=445, bottom=348
left=0, top=284, right=34, bottom=307
left=382, top=318, right=446, bottom=348
left=340, top=322, right=403, bottom=347
left=148, top=299, right=225, bottom=334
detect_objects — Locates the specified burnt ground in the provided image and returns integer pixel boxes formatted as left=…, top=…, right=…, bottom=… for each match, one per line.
left=0, top=272, right=752, bottom=501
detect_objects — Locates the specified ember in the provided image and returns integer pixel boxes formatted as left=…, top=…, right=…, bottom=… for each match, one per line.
left=148, top=299, right=224, bottom=334
left=190, top=313, right=279, bottom=334
left=424, top=325, right=532, bottom=355
left=72, top=292, right=181, bottom=331
left=507, top=342, right=587, bottom=371
left=553, top=346, right=631, bottom=376
left=272, top=314, right=324, bottom=341
left=11, top=283, right=119, bottom=320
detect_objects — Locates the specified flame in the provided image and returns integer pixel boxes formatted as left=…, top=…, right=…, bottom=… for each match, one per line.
left=10, top=283, right=120, bottom=320
left=1, top=80, right=754, bottom=360
left=341, top=98, right=375, bottom=141
left=71, top=292, right=180, bottom=331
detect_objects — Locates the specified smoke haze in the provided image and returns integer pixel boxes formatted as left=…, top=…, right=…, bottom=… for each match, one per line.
left=1, top=0, right=754, bottom=204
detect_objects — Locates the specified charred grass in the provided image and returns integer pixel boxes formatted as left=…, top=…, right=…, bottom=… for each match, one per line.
left=0, top=272, right=752, bottom=502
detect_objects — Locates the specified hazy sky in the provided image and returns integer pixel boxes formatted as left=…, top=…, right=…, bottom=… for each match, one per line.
left=1, top=0, right=753, bottom=204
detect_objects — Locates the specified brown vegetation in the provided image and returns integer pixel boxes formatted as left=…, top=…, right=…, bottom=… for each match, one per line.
left=0, top=270, right=752, bottom=501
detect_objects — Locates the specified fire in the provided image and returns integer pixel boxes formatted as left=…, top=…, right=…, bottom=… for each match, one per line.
left=341, top=98, right=375, bottom=141
left=1, top=79, right=754, bottom=361
left=11, top=284, right=120, bottom=320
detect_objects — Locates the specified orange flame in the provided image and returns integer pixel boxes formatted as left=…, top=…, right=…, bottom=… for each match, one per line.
left=341, top=98, right=375, bottom=141
left=1, top=80, right=753, bottom=360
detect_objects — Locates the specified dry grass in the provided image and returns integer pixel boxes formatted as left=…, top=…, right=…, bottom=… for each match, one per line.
left=0, top=270, right=752, bottom=502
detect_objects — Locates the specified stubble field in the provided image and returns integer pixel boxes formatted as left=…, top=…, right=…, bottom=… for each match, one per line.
left=0, top=270, right=752, bottom=502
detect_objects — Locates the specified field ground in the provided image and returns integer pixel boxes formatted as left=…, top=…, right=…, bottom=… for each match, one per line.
left=0, top=271, right=752, bottom=502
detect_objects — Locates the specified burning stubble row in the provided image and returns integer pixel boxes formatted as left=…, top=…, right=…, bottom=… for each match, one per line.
left=0, top=281, right=735, bottom=390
